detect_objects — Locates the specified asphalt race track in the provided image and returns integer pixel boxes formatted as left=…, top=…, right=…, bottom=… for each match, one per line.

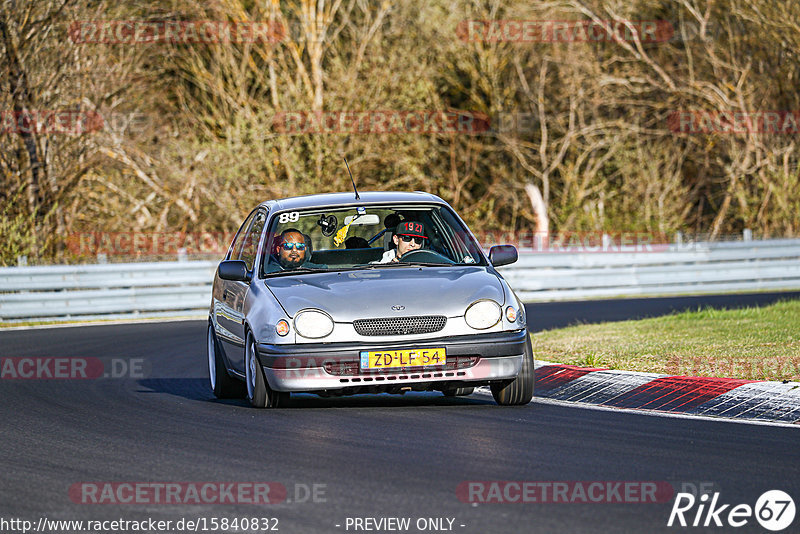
left=2, top=296, right=799, bottom=534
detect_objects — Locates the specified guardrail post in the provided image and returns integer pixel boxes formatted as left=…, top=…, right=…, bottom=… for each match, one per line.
left=743, top=229, right=752, bottom=241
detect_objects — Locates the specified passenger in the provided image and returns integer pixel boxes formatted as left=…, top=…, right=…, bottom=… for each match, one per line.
left=373, top=221, right=427, bottom=263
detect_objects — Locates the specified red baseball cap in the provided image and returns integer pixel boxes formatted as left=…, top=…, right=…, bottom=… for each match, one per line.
left=395, top=221, right=427, bottom=239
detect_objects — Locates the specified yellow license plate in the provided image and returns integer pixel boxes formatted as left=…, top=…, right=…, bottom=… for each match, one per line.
left=360, top=348, right=446, bottom=369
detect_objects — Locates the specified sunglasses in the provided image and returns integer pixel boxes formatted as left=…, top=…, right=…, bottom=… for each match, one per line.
left=399, top=235, right=425, bottom=245
left=281, top=242, right=307, bottom=251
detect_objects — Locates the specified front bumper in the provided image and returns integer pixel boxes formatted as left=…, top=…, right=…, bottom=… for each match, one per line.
left=256, top=329, right=527, bottom=392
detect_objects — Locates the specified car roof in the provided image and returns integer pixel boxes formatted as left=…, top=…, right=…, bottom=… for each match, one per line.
left=257, top=191, right=448, bottom=211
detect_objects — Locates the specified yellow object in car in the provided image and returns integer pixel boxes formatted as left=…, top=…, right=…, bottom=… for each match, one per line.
left=333, top=222, right=351, bottom=247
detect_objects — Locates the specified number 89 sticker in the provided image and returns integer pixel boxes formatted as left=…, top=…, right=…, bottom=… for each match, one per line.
left=278, top=212, right=299, bottom=223
left=756, top=490, right=796, bottom=532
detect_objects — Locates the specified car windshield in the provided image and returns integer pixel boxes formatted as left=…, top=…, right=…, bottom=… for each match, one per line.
left=261, top=204, right=486, bottom=276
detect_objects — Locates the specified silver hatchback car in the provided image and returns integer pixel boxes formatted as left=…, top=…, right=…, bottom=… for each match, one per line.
left=207, top=191, right=533, bottom=408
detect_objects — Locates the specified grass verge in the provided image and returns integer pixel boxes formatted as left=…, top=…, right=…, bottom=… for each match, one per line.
left=531, top=299, right=800, bottom=381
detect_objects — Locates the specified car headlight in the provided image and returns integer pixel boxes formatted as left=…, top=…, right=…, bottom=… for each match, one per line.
left=293, top=309, right=334, bottom=339
left=465, top=300, right=501, bottom=330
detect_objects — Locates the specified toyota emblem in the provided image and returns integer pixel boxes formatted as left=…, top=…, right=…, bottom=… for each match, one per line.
left=391, top=305, right=405, bottom=311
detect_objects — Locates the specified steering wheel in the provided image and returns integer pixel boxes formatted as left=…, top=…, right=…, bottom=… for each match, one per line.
left=397, top=249, right=454, bottom=264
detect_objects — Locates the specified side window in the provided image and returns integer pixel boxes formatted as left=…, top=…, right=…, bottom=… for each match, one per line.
left=435, top=207, right=485, bottom=264
left=239, top=210, right=267, bottom=271
left=228, top=210, right=257, bottom=260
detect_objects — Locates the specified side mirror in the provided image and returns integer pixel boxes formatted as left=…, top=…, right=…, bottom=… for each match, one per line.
left=489, top=245, right=518, bottom=267
left=218, top=260, right=252, bottom=282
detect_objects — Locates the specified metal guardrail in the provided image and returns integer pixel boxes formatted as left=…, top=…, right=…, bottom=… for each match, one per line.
left=0, top=261, right=217, bottom=321
left=1, top=239, right=799, bottom=322
left=499, top=238, right=800, bottom=301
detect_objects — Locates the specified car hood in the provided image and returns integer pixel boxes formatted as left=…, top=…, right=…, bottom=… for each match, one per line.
left=264, top=266, right=504, bottom=321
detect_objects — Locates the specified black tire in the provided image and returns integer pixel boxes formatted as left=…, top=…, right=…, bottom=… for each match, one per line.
left=245, top=333, right=289, bottom=408
left=208, top=323, right=245, bottom=399
left=491, top=332, right=534, bottom=406
left=443, top=387, right=475, bottom=397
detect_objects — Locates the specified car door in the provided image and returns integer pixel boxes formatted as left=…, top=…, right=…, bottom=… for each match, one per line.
left=214, top=209, right=258, bottom=373
left=218, top=208, right=268, bottom=373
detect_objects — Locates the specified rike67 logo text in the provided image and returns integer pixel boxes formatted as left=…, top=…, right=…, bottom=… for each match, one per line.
left=668, top=490, right=795, bottom=531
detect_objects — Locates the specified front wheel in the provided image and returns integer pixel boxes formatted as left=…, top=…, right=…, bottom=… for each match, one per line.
left=491, top=332, right=534, bottom=406
left=245, top=333, right=289, bottom=408
left=208, top=323, right=245, bottom=399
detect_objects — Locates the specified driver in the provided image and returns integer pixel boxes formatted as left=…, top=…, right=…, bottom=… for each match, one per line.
left=272, top=228, right=326, bottom=271
left=373, top=221, right=428, bottom=263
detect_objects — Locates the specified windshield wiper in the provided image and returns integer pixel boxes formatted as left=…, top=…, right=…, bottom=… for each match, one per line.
left=361, top=262, right=451, bottom=268
left=264, top=267, right=332, bottom=277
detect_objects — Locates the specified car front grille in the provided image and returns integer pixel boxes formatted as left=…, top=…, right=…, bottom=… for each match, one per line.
left=353, top=315, right=447, bottom=336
